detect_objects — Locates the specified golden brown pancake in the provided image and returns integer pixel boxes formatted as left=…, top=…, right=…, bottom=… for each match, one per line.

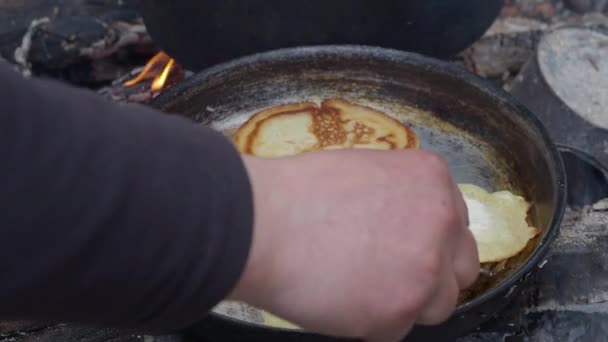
left=458, top=184, right=539, bottom=264
left=233, top=98, right=419, bottom=157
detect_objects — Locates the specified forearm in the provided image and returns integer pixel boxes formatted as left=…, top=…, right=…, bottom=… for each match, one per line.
left=0, top=63, right=253, bottom=333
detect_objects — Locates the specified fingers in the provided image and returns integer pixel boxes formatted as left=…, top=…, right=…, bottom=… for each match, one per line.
left=451, top=182, right=469, bottom=228
left=452, top=228, right=480, bottom=289
left=415, top=253, right=460, bottom=326
left=451, top=184, right=480, bottom=289
left=415, top=182, right=479, bottom=327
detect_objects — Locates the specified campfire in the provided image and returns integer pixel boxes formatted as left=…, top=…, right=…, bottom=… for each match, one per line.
left=98, top=51, right=188, bottom=103
left=123, top=51, right=180, bottom=92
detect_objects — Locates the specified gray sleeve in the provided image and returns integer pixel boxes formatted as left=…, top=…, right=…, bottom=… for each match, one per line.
left=0, top=63, right=253, bottom=333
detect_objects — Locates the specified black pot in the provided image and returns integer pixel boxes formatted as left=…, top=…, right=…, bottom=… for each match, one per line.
left=140, top=0, right=504, bottom=71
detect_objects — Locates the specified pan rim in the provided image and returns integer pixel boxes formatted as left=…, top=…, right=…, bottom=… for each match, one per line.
left=152, top=44, right=567, bottom=331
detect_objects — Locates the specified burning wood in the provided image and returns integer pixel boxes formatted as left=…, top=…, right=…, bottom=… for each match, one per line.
left=123, top=51, right=180, bottom=92
left=97, top=51, right=188, bottom=104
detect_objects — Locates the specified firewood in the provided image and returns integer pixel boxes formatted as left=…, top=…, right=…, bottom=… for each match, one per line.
left=458, top=12, right=608, bottom=81
left=0, top=0, right=156, bottom=86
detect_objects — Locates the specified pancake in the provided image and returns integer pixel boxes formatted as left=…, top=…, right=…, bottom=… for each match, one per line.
left=261, top=311, right=300, bottom=330
left=459, top=184, right=539, bottom=264
left=233, top=98, right=419, bottom=157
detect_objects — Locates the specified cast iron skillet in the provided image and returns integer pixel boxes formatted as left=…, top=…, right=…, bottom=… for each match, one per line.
left=140, top=0, right=503, bottom=71
left=150, top=45, right=567, bottom=341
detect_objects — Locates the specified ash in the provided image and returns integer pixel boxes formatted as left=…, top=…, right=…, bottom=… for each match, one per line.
left=556, top=200, right=608, bottom=252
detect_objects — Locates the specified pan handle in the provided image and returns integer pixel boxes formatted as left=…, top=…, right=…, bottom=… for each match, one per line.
left=557, top=144, right=608, bottom=208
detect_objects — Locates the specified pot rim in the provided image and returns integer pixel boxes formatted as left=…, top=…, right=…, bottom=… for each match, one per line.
left=153, top=44, right=567, bottom=330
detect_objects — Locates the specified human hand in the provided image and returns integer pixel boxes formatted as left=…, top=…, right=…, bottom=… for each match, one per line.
left=230, top=149, right=479, bottom=342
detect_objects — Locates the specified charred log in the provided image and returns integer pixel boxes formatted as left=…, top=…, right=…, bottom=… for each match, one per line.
left=97, top=65, right=190, bottom=104
left=0, top=0, right=156, bottom=87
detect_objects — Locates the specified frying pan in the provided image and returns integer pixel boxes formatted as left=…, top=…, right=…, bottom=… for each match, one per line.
left=150, top=45, right=566, bottom=341
left=140, top=0, right=504, bottom=71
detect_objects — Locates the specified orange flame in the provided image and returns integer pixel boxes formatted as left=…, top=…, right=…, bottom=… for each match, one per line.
left=151, top=58, right=175, bottom=91
left=123, top=51, right=177, bottom=92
